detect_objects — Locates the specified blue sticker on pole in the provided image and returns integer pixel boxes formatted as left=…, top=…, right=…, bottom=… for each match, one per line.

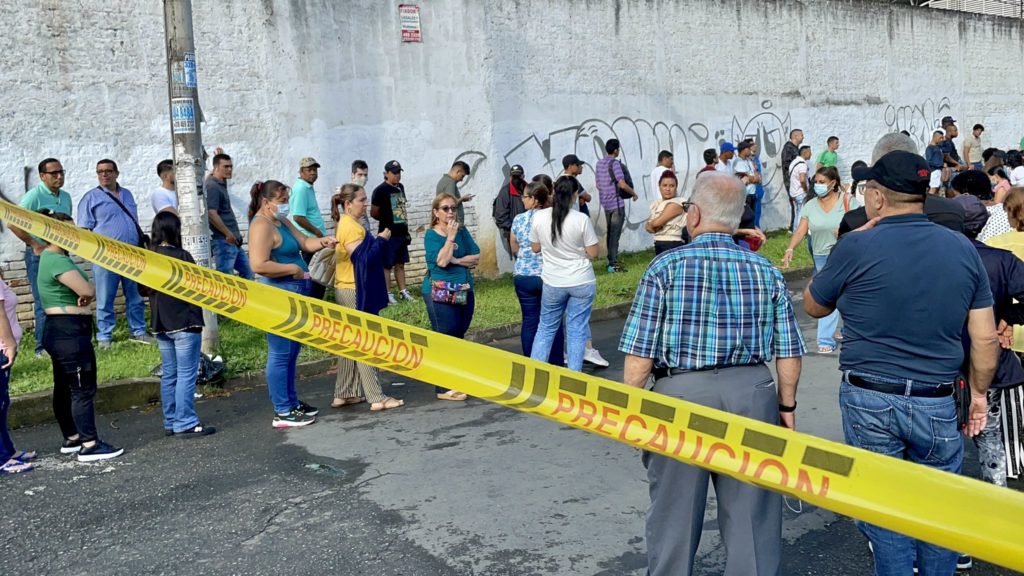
left=171, top=98, right=196, bottom=134
left=183, top=52, right=197, bottom=88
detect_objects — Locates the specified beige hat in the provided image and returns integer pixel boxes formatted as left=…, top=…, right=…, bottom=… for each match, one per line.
left=299, top=157, right=320, bottom=169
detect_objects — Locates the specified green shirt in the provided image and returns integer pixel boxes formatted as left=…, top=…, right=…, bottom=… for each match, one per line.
left=817, top=150, right=839, bottom=168
left=800, top=194, right=861, bottom=256
left=37, top=250, right=89, bottom=309
left=435, top=174, right=464, bottom=224
left=19, top=183, right=73, bottom=244
left=288, top=178, right=325, bottom=237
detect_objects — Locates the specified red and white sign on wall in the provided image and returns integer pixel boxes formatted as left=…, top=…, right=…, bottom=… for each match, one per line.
left=399, top=4, right=421, bottom=43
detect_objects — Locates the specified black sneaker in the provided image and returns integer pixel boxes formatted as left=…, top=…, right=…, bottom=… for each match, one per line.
left=957, top=555, right=972, bottom=571
left=77, top=441, right=125, bottom=462
left=273, top=409, right=316, bottom=428
left=60, top=438, right=83, bottom=454
left=176, top=424, right=216, bottom=438
left=296, top=401, right=319, bottom=416
left=164, top=429, right=175, bottom=437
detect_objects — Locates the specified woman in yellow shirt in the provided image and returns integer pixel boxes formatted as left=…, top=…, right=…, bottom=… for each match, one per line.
left=329, top=184, right=403, bottom=412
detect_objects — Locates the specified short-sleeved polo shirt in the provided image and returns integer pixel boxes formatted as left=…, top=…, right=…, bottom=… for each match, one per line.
left=810, top=213, right=993, bottom=384
left=19, top=183, right=72, bottom=243
left=289, top=178, right=325, bottom=237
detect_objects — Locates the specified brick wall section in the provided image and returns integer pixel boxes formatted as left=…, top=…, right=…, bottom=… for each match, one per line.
left=3, top=204, right=479, bottom=331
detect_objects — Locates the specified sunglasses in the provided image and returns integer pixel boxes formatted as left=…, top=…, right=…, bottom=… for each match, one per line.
left=438, top=205, right=457, bottom=213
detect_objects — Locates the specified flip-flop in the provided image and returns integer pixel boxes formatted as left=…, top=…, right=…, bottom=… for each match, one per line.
left=331, top=397, right=365, bottom=408
left=436, top=390, right=468, bottom=402
left=818, top=345, right=835, bottom=354
left=370, top=397, right=405, bottom=412
left=1, top=459, right=33, bottom=475
left=12, top=450, right=38, bottom=463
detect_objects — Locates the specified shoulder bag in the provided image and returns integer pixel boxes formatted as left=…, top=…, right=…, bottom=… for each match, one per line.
left=608, top=160, right=634, bottom=199
left=429, top=234, right=471, bottom=305
left=308, top=247, right=337, bottom=287
left=103, top=190, right=150, bottom=250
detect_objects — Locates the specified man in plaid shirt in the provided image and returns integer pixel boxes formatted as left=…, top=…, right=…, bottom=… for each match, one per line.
left=620, top=171, right=805, bottom=576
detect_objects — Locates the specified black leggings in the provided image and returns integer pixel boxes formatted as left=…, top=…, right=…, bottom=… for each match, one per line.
left=43, top=315, right=99, bottom=442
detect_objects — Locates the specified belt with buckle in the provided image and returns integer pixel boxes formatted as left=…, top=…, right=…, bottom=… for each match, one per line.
left=847, top=374, right=953, bottom=398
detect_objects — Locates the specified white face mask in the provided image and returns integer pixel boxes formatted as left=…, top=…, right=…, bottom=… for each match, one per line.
left=354, top=175, right=368, bottom=187
left=274, top=203, right=290, bottom=220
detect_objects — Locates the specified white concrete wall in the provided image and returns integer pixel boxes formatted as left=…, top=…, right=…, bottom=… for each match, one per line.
left=3, top=0, right=1024, bottom=325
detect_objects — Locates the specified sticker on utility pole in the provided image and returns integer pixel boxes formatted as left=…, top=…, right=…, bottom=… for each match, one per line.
left=183, top=52, right=197, bottom=88
left=399, top=5, right=421, bottom=42
left=171, top=98, right=196, bottom=134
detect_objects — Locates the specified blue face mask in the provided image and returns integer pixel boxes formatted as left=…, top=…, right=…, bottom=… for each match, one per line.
left=275, top=203, right=291, bottom=220
left=813, top=183, right=829, bottom=197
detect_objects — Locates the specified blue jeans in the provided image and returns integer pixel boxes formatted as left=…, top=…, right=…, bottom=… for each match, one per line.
left=212, top=237, right=254, bottom=280
left=531, top=282, right=595, bottom=371
left=790, top=197, right=804, bottom=232
left=754, top=185, right=765, bottom=228
left=25, top=248, right=46, bottom=353
left=93, top=265, right=147, bottom=342
left=513, top=275, right=564, bottom=366
left=812, top=254, right=840, bottom=348
left=0, top=353, right=13, bottom=462
left=839, top=375, right=962, bottom=576
left=259, top=277, right=310, bottom=414
left=157, top=331, right=202, bottom=432
left=423, top=290, right=475, bottom=393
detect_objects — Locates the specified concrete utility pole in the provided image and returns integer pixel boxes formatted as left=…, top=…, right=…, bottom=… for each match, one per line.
left=163, top=0, right=219, bottom=354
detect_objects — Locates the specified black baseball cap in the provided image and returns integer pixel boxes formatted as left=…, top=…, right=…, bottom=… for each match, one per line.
left=953, top=194, right=990, bottom=233
left=737, top=140, right=754, bottom=152
left=852, top=151, right=930, bottom=195
left=941, top=116, right=957, bottom=126
left=510, top=164, right=525, bottom=176
left=385, top=160, right=403, bottom=173
left=562, top=154, right=583, bottom=169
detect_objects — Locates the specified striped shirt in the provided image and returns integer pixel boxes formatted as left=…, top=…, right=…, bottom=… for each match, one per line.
left=619, top=232, right=805, bottom=369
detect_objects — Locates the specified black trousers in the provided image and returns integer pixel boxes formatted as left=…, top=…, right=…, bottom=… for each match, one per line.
left=43, top=315, right=99, bottom=442
left=302, top=250, right=327, bottom=301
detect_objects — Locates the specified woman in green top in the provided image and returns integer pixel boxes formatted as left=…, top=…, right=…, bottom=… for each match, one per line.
left=782, top=167, right=860, bottom=354
left=248, top=180, right=337, bottom=429
left=421, top=192, right=480, bottom=401
left=36, top=210, right=123, bottom=461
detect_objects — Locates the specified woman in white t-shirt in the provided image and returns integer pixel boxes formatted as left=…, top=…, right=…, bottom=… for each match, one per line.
left=1007, top=151, right=1024, bottom=187
left=529, top=176, right=599, bottom=372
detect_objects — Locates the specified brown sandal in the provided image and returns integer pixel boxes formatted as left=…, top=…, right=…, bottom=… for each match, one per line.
left=370, top=397, right=405, bottom=411
left=436, top=390, right=468, bottom=402
left=331, top=397, right=365, bottom=408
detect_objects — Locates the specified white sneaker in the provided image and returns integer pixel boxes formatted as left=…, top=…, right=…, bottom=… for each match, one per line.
left=387, top=293, right=398, bottom=306
left=399, top=289, right=415, bottom=301
left=583, top=347, right=610, bottom=367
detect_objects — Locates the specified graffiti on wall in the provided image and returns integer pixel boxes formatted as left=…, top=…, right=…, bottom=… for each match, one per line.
left=499, top=101, right=792, bottom=228
left=883, top=97, right=953, bottom=148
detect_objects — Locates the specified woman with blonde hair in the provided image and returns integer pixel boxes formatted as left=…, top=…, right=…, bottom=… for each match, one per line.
left=329, top=184, right=403, bottom=411
left=422, top=192, right=480, bottom=401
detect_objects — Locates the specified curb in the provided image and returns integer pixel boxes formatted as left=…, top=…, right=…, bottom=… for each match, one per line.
left=10, top=268, right=814, bottom=429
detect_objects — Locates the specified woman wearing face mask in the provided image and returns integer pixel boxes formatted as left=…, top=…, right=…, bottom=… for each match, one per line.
left=782, top=166, right=859, bottom=354
left=249, top=180, right=338, bottom=428
left=645, top=171, right=686, bottom=254
left=990, top=167, right=1012, bottom=204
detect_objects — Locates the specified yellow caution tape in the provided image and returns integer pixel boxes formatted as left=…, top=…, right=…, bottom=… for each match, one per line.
left=3, top=199, right=1023, bottom=570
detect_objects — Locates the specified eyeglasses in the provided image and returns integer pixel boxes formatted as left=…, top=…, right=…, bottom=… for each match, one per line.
left=41, top=170, right=65, bottom=176
left=438, top=206, right=457, bottom=213
left=96, top=169, right=116, bottom=175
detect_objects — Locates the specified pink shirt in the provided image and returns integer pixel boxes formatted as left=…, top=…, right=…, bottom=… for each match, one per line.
left=0, top=279, right=23, bottom=348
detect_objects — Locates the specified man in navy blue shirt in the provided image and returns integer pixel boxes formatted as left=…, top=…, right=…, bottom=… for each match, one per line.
left=803, top=151, right=998, bottom=576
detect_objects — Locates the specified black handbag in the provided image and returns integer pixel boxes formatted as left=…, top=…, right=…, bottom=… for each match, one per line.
left=607, top=160, right=634, bottom=199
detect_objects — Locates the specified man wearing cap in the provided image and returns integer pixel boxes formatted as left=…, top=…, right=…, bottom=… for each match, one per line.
left=940, top=117, right=970, bottom=178
left=715, top=142, right=735, bottom=173
left=493, top=164, right=527, bottom=260
left=206, top=153, right=253, bottom=280
left=290, top=157, right=328, bottom=299
left=371, top=161, right=413, bottom=303
left=732, top=140, right=761, bottom=212
left=435, top=160, right=474, bottom=225
left=11, top=158, right=73, bottom=358
left=595, top=139, right=637, bottom=273
left=804, top=150, right=998, bottom=576
left=561, top=154, right=594, bottom=215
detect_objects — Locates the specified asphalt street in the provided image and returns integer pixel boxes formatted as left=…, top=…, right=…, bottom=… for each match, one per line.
left=1, top=282, right=1021, bottom=575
